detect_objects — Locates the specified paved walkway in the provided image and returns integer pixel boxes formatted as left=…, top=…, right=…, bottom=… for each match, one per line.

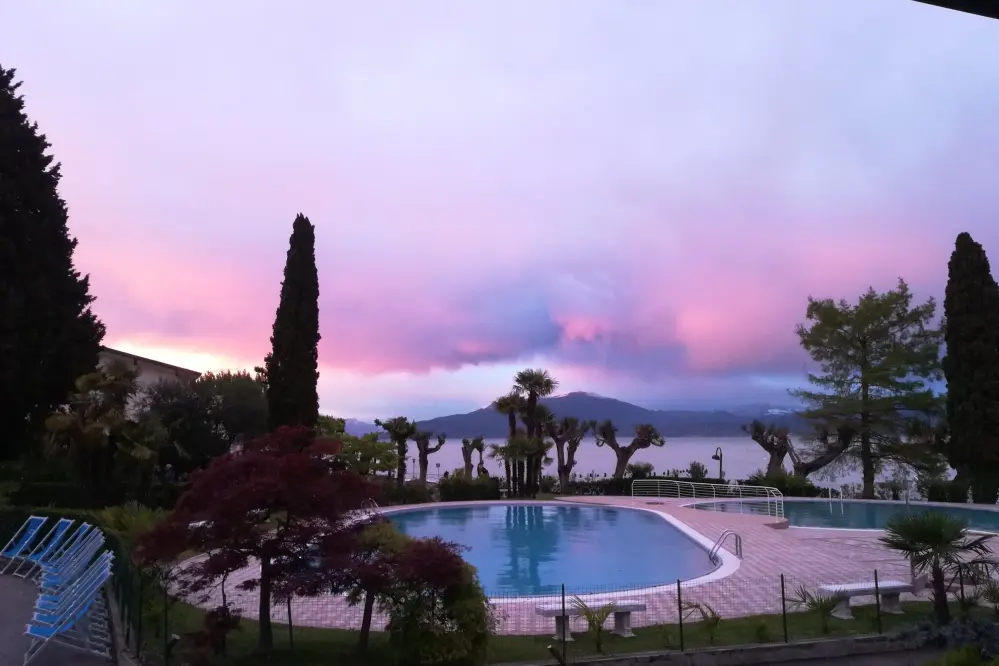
left=173, top=497, right=968, bottom=635
left=0, top=575, right=109, bottom=666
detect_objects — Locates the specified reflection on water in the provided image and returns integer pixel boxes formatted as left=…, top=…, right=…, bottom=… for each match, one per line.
left=390, top=503, right=715, bottom=596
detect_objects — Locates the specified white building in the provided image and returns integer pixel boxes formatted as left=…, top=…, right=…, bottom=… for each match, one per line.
left=98, top=346, right=201, bottom=394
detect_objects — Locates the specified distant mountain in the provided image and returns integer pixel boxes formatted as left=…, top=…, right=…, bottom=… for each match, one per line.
left=344, top=418, right=381, bottom=436
left=414, top=392, right=805, bottom=438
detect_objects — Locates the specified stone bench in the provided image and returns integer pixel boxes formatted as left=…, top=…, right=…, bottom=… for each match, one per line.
left=818, top=580, right=913, bottom=620
left=535, top=599, right=646, bottom=641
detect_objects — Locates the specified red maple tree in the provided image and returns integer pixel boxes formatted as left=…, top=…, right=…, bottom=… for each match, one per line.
left=135, top=426, right=378, bottom=651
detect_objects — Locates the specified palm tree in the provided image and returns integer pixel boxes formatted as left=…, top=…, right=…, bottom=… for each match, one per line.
left=493, top=392, right=522, bottom=440
left=488, top=442, right=513, bottom=493
left=513, top=369, right=558, bottom=439
left=879, top=512, right=995, bottom=625
left=513, top=369, right=558, bottom=495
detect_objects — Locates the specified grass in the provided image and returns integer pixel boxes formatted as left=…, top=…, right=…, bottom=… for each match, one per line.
left=134, top=598, right=988, bottom=666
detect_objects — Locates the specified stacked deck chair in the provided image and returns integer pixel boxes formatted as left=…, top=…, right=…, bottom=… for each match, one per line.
left=2, top=516, right=114, bottom=665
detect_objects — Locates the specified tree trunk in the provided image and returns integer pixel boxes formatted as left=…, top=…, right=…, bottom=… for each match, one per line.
left=395, top=441, right=407, bottom=489
left=860, top=379, right=875, bottom=499
left=931, top=562, right=950, bottom=625
left=462, top=449, right=474, bottom=479
left=504, top=460, right=511, bottom=492
left=765, top=452, right=785, bottom=477
left=613, top=450, right=630, bottom=479
left=555, top=442, right=570, bottom=494
left=257, top=558, right=274, bottom=651
left=358, top=590, right=376, bottom=653
left=419, top=453, right=429, bottom=483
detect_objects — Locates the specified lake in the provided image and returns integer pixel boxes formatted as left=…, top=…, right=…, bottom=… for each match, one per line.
left=407, top=436, right=870, bottom=488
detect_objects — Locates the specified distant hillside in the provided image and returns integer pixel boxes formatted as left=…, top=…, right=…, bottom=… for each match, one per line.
left=414, top=392, right=805, bottom=438
left=343, top=418, right=381, bottom=436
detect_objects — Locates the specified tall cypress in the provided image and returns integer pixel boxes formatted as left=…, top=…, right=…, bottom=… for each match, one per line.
left=0, top=66, right=105, bottom=461
left=263, top=214, right=320, bottom=431
left=942, top=232, right=999, bottom=503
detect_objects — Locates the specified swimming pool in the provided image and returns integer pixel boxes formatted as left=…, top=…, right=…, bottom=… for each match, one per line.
left=691, top=498, right=999, bottom=532
left=387, top=503, right=718, bottom=596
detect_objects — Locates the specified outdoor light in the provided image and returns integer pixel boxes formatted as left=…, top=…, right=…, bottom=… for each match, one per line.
left=711, top=447, right=724, bottom=479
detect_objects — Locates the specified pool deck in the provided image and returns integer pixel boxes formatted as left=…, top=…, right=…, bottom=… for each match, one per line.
left=176, top=497, right=997, bottom=635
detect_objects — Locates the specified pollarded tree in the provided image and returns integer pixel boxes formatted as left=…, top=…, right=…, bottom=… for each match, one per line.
left=0, top=66, right=106, bottom=461
left=743, top=421, right=792, bottom=477
left=545, top=417, right=593, bottom=492
left=376, top=417, right=419, bottom=488
left=942, top=232, right=999, bottom=503
left=135, top=426, right=377, bottom=652
left=413, top=432, right=446, bottom=483
left=792, top=279, right=943, bottom=498
left=339, top=433, right=398, bottom=476
left=460, top=438, right=477, bottom=478
left=595, top=421, right=665, bottom=479
left=264, top=214, right=321, bottom=431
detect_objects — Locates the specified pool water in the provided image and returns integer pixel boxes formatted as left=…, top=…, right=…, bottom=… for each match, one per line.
left=388, top=503, right=716, bottom=596
left=693, top=499, right=999, bottom=532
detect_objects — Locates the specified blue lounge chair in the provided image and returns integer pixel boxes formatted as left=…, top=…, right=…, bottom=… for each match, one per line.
left=0, top=516, right=49, bottom=575
left=35, top=553, right=113, bottom=621
left=37, top=527, right=102, bottom=581
left=12, top=518, right=75, bottom=579
left=38, top=531, right=106, bottom=590
left=23, top=563, right=113, bottom=665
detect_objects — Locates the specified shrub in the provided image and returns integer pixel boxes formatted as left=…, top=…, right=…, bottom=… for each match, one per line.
left=896, top=617, right=999, bottom=660
left=687, top=461, right=709, bottom=481
left=742, top=471, right=823, bottom=498
left=380, top=479, right=435, bottom=506
left=923, top=480, right=971, bottom=504
left=439, top=477, right=501, bottom=502
left=9, top=481, right=96, bottom=508
left=568, top=476, right=727, bottom=497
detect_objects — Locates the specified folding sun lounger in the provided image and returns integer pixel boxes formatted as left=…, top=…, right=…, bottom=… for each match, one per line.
left=0, top=516, right=50, bottom=575
left=12, top=518, right=75, bottom=579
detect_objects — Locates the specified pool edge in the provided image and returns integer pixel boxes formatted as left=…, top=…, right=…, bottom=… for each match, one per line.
left=378, top=499, right=741, bottom=603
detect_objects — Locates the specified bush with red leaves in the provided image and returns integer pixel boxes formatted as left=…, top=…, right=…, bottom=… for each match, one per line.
left=380, top=536, right=494, bottom=666
left=134, top=426, right=378, bottom=652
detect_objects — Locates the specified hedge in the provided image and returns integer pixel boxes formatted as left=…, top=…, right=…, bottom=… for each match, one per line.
left=439, top=477, right=501, bottom=502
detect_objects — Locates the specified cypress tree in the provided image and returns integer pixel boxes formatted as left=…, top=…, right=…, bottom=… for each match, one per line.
left=942, top=232, right=999, bottom=502
left=263, top=214, right=320, bottom=431
left=0, top=66, right=105, bottom=461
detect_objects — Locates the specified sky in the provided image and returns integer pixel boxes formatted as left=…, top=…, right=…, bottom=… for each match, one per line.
left=4, top=1, right=999, bottom=420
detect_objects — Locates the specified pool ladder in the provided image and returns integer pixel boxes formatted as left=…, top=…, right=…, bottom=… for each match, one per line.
left=708, top=530, right=743, bottom=563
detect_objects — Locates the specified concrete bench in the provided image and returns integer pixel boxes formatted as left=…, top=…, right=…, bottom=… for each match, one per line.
left=535, top=599, right=646, bottom=641
left=818, top=580, right=912, bottom=620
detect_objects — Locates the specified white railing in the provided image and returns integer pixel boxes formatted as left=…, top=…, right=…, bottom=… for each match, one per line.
left=631, top=479, right=784, bottom=518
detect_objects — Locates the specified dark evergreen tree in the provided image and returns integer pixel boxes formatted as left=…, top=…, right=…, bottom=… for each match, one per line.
left=263, top=214, right=320, bottom=431
left=0, top=66, right=105, bottom=461
left=943, top=232, right=999, bottom=503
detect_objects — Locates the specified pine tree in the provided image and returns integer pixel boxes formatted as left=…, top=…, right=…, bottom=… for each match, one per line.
left=0, top=66, right=105, bottom=461
left=942, top=232, right=999, bottom=502
left=792, top=279, right=942, bottom=498
left=263, top=214, right=320, bottom=431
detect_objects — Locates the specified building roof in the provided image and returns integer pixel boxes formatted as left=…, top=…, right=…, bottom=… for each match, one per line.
left=100, top=346, right=202, bottom=379
left=914, top=0, right=999, bottom=20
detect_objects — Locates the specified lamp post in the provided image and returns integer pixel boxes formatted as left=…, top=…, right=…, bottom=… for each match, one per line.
left=711, top=447, right=724, bottom=480
left=436, top=462, right=441, bottom=480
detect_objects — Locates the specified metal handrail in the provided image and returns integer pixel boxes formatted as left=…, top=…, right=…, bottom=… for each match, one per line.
left=631, top=479, right=784, bottom=518
left=708, top=529, right=743, bottom=563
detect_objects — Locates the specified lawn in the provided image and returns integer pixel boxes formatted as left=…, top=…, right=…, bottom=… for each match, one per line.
left=137, top=599, right=976, bottom=665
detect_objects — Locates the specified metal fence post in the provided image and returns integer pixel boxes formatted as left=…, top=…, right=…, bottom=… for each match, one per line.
left=873, top=570, right=882, bottom=634
left=287, top=597, right=294, bottom=650
left=560, top=584, right=567, bottom=660
left=676, top=579, right=684, bottom=652
left=163, top=584, right=170, bottom=666
left=136, top=573, right=143, bottom=657
left=959, top=565, right=966, bottom=608
left=780, top=574, right=789, bottom=643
